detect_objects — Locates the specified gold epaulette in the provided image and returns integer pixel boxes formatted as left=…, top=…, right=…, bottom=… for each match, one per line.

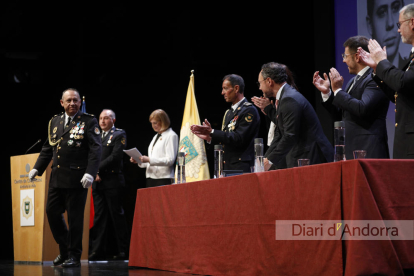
left=48, top=115, right=63, bottom=147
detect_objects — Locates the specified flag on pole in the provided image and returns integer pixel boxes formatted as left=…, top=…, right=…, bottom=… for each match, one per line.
left=82, top=96, right=95, bottom=229
left=81, top=96, right=86, bottom=113
left=178, top=70, right=210, bottom=182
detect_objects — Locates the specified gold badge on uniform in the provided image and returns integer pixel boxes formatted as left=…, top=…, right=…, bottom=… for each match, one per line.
left=121, top=138, right=126, bottom=145
left=53, top=127, right=57, bottom=133
left=245, top=113, right=253, bottom=123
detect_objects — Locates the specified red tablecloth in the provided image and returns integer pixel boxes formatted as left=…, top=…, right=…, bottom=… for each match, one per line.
left=128, top=160, right=414, bottom=275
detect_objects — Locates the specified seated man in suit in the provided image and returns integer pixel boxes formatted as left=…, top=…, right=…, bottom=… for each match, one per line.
left=313, top=35, right=390, bottom=159
left=257, top=62, right=334, bottom=169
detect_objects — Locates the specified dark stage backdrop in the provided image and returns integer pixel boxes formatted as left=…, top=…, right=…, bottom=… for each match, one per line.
left=1, top=1, right=354, bottom=260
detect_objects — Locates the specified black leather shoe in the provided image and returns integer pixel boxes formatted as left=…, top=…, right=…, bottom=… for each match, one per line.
left=112, top=252, right=128, bottom=260
left=61, top=257, right=80, bottom=267
left=88, top=251, right=106, bottom=261
left=53, top=254, right=68, bottom=266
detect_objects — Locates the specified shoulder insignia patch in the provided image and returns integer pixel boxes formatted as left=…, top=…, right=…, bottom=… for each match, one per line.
left=94, top=127, right=100, bottom=135
left=245, top=113, right=253, bottom=123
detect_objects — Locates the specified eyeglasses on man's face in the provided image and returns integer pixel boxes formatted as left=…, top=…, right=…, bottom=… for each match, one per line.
left=342, top=52, right=356, bottom=60
left=256, top=79, right=266, bottom=88
left=397, top=18, right=412, bottom=29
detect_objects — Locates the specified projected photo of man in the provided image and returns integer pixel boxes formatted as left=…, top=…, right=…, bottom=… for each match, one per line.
left=365, top=0, right=408, bottom=68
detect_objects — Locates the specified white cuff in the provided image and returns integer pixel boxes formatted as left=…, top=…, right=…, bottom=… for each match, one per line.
left=321, top=90, right=332, bottom=102
left=333, top=88, right=342, bottom=96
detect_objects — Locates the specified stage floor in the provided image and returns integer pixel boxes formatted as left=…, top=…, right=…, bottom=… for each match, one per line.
left=0, top=261, right=202, bottom=276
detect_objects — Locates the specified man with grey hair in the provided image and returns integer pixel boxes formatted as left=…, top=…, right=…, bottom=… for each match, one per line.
left=89, top=109, right=129, bottom=261
left=29, top=88, right=102, bottom=267
left=358, top=3, right=414, bottom=159
left=366, top=0, right=407, bottom=69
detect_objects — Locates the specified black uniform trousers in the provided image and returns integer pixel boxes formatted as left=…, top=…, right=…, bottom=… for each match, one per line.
left=46, top=187, right=88, bottom=259
left=91, top=187, right=129, bottom=255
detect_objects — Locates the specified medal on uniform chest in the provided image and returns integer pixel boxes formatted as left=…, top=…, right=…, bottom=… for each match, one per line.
left=69, top=122, right=85, bottom=140
left=107, top=135, right=113, bottom=145
left=407, top=58, right=414, bottom=71
left=227, top=115, right=239, bottom=132
left=67, top=139, right=74, bottom=147
left=79, top=123, right=85, bottom=134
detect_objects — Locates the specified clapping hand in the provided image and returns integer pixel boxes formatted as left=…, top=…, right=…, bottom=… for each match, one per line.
left=328, top=68, right=344, bottom=92
left=190, top=119, right=212, bottom=142
left=312, top=71, right=330, bottom=94
left=367, top=39, right=387, bottom=64
left=251, top=96, right=273, bottom=115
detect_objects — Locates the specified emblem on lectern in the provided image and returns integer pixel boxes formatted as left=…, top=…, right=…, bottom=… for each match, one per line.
left=21, top=195, right=33, bottom=219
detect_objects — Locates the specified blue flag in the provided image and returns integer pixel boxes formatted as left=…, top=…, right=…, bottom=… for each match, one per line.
left=81, top=96, right=86, bottom=113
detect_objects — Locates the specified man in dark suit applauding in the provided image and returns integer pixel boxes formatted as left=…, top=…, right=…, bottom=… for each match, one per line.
left=258, top=62, right=334, bottom=169
left=358, top=3, right=414, bottom=159
left=29, top=88, right=102, bottom=267
left=313, top=35, right=390, bottom=160
left=89, top=109, right=129, bottom=261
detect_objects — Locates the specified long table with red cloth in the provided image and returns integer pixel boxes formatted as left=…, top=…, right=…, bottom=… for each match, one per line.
left=128, top=160, right=414, bottom=275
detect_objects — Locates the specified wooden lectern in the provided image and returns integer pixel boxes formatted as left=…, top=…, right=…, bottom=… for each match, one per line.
left=10, top=153, right=91, bottom=263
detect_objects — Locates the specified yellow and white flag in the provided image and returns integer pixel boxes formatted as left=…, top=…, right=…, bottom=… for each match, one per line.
left=178, top=70, right=210, bottom=182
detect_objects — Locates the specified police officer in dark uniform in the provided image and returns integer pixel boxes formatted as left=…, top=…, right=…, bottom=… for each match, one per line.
left=191, top=74, right=260, bottom=172
left=29, top=88, right=102, bottom=267
left=88, top=109, right=129, bottom=261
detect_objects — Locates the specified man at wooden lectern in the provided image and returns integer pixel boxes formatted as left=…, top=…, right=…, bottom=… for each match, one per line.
left=29, top=88, right=102, bottom=267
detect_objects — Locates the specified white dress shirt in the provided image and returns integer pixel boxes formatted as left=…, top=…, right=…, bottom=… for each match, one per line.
left=138, top=128, right=178, bottom=179
left=268, top=83, right=287, bottom=163
left=231, top=97, right=246, bottom=111
left=267, top=83, right=286, bottom=145
left=64, top=112, right=77, bottom=126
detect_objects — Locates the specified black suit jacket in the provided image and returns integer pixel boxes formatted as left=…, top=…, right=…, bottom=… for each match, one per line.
left=210, top=98, right=260, bottom=171
left=322, top=68, right=390, bottom=159
left=374, top=55, right=414, bottom=159
left=34, top=111, right=102, bottom=188
left=264, top=84, right=333, bottom=168
left=92, top=127, right=126, bottom=190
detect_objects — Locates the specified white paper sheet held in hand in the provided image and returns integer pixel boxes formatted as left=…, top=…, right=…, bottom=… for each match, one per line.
left=123, top=147, right=143, bottom=165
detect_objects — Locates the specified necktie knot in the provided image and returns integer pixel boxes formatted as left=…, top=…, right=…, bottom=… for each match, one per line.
left=65, top=117, right=72, bottom=128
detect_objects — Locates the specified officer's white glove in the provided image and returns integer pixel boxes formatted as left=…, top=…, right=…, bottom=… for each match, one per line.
left=29, top=169, right=38, bottom=181
left=80, top=173, right=94, bottom=189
